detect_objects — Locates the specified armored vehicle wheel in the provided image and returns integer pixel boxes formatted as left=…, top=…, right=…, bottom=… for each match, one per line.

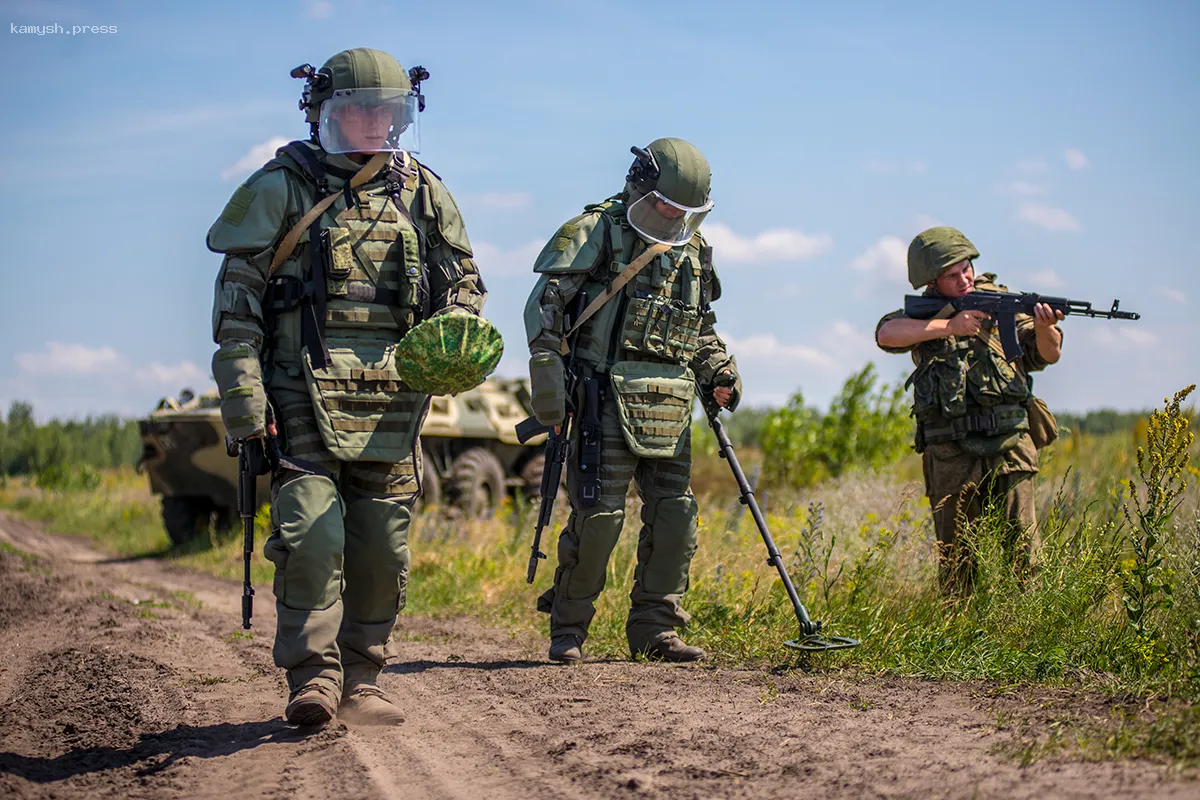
left=416, top=455, right=442, bottom=511
left=447, top=447, right=506, bottom=518
left=162, top=496, right=213, bottom=546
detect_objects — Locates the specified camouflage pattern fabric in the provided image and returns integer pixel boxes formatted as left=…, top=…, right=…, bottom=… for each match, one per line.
left=395, top=313, right=504, bottom=395
left=536, top=393, right=698, bottom=652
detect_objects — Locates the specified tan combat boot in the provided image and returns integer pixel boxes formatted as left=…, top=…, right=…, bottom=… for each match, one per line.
left=548, top=634, right=583, bottom=664
left=635, top=635, right=705, bottom=663
left=284, top=681, right=340, bottom=727
left=339, top=667, right=405, bottom=726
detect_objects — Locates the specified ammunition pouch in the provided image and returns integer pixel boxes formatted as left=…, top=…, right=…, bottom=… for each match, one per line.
left=916, top=403, right=1029, bottom=447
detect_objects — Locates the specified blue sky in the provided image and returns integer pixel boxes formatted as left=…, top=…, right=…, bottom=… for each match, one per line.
left=2, top=0, right=1196, bottom=420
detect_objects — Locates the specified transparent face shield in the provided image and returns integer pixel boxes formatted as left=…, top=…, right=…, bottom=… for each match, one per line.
left=318, top=88, right=421, bottom=154
left=626, top=189, right=713, bottom=246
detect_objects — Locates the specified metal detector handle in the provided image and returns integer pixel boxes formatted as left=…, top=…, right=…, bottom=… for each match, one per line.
left=707, top=411, right=820, bottom=636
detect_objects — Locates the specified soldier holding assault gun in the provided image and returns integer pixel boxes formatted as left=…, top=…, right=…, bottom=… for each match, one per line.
left=876, top=226, right=1066, bottom=594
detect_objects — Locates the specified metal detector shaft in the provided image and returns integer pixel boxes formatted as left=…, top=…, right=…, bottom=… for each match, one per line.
left=708, top=413, right=819, bottom=636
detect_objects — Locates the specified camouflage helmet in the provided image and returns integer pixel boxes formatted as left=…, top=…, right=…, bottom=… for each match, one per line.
left=296, top=48, right=412, bottom=124
left=395, top=314, right=505, bottom=396
left=626, top=137, right=712, bottom=208
left=907, top=226, right=980, bottom=289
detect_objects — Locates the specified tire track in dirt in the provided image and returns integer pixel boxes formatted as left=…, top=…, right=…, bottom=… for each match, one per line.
left=0, top=512, right=1194, bottom=799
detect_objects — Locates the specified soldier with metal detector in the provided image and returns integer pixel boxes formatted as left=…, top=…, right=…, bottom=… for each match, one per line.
left=521, top=138, right=740, bottom=664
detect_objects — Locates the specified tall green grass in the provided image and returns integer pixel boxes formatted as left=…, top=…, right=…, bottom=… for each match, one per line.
left=3, top=390, right=1198, bottom=762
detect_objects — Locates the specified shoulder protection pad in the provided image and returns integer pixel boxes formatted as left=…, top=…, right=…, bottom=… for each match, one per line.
left=975, top=272, right=1011, bottom=293
left=206, top=167, right=291, bottom=254
left=416, top=162, right=473, bottom=256
left=533, top=211, right=607, bottom=274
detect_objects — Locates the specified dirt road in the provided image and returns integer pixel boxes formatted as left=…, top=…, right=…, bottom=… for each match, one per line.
left=0, top=512, right=1192, bottom=799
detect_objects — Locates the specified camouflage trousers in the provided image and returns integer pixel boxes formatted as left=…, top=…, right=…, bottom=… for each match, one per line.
left=923, top=444, right=1037, bottom=595
left=537, top=393, right=698, bottom=652
left=262, top=385, right=419, bottom=696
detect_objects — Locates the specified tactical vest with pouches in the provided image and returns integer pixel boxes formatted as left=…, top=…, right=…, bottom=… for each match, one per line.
left=909, top=279, right=1032, bottom=456
left=572, top=199, right=714, bottom=458
left=261, top=141, right=430, bottom=462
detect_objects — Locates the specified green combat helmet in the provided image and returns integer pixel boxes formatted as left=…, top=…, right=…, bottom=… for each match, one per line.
left=291, top=47, right=430, bottom=153
left=907, top=226, right=980, bottom=288
left=625, top=137, right=714, bottom=245
left=396, top=314, right=505, bottom=395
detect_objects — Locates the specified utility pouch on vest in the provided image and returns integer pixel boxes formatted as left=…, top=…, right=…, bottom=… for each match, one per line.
left=965, top=346, right=1029, bottom=407
left=301, top=341, right=427, bottom=462
left=577, top=377, right=602, bottom=507
left=620, top=294, right=702, bottom=364
left=608, top=361, right=695, bottom=458
left=1027, top=395, right=1059, bottom=449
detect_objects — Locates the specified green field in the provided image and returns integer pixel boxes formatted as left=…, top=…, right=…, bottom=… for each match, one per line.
left=3, top=387, right=1198, bottom=765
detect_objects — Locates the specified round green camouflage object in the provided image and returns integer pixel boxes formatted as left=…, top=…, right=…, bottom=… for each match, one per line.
left=395, top=315, right=504, bottom=396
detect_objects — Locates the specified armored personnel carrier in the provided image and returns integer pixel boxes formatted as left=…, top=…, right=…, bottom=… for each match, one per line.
left=139, top=379, right=547, bottom=545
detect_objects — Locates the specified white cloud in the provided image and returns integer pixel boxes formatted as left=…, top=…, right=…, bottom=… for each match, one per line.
left=702, top=222, right=832, bottom=263
left=15, top=343, right=121, bottom=376
left=1016, top=158, right=1050, bottom=175
left=1064, top=148, right=1091, bottom=170
left=850, top=236, right=908, bottom=284
left=1155, top=286, right=1187, bottom=304
left=1025, top=269, right=1066, bottom=290
left=14, top=343, right=208, bottom=394
left=221, top=137, right=290, bottom=181
left=720, top=332, right=833, bottom=369
left=1088, top=327, right=1158, bottom=350
left=134, top=362, right=208, bottom=388
left=473, top=192, right=532, bottom=210
left=913, top=213, right=942, bottom=230
left=1016, top=202, right=1083, bottom=232
left=307, top=0, right=334, bottom=18
left=1006, top=180, right=1048, bottom=196
left=471, top=240, right=545, bottom=277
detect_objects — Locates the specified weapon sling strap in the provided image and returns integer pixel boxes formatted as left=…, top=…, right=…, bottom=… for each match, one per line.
left=268, top=150, right=390, bottom=277
left=559, top=240, right=671, bottom=355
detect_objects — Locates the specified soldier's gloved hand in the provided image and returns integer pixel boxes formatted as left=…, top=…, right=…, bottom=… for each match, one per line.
left=710, top=368, right=742, bottom=411
left=528, top=351, right=566, bottom=427
left=242, top=436, right=273, bottom=477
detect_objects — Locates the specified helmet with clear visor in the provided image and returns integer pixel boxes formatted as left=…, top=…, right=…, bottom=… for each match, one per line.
left=318, top=87, right=420, bottom=154
left=624, top=137, right=713, bottom=246
left=296, top=48, right=422, bottom=154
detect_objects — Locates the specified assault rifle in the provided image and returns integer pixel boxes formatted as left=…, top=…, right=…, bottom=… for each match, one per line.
left=904, top=290, right=1140, bottom=360
left=514, top=291, right=589, bottom=584
left=225, top=433, right=272, bottom=629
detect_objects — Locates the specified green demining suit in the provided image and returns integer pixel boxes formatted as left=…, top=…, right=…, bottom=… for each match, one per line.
left=207, top=121, right=486, bottom=695
left=523, top=139, right=741, bottom=651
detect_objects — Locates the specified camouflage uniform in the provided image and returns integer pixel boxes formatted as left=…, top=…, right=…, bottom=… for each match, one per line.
left=523, top=138, right=740, bottom=658
left=208, top=49, right=485, bottom=719
left=876, top=228, right=1060, bottom=592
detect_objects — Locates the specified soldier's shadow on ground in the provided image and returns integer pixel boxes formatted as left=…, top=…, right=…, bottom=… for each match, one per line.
left=0, top=719, right=305, bottom=783
left=386, top=658, right=547, bottom=675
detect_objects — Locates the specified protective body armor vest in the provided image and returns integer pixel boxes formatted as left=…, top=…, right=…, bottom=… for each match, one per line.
left=571, top=200, right=713, bottom=459
left=910, top=326, right=1031, bottom=454
left=261, top=142, right=432, bottom=462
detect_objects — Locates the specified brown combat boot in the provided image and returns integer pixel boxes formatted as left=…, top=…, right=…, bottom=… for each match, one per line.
left=548, top=634, right=583, bottom=664
left=635, top=635, right=705, bottom=663
left=284, top=681, right=339, bottom=727
left=339, top=668, right=405, bottom=727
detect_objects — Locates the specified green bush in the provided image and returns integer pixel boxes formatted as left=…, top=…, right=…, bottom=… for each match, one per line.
left=759, top=363, right=912, bottom=488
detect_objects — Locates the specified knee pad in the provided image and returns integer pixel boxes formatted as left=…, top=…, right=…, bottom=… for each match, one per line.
left=638, top=495, right=698, bottom=595
left=264, top=474, right=345, bottom=610
left=559, top=509, right=624, bottom=601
